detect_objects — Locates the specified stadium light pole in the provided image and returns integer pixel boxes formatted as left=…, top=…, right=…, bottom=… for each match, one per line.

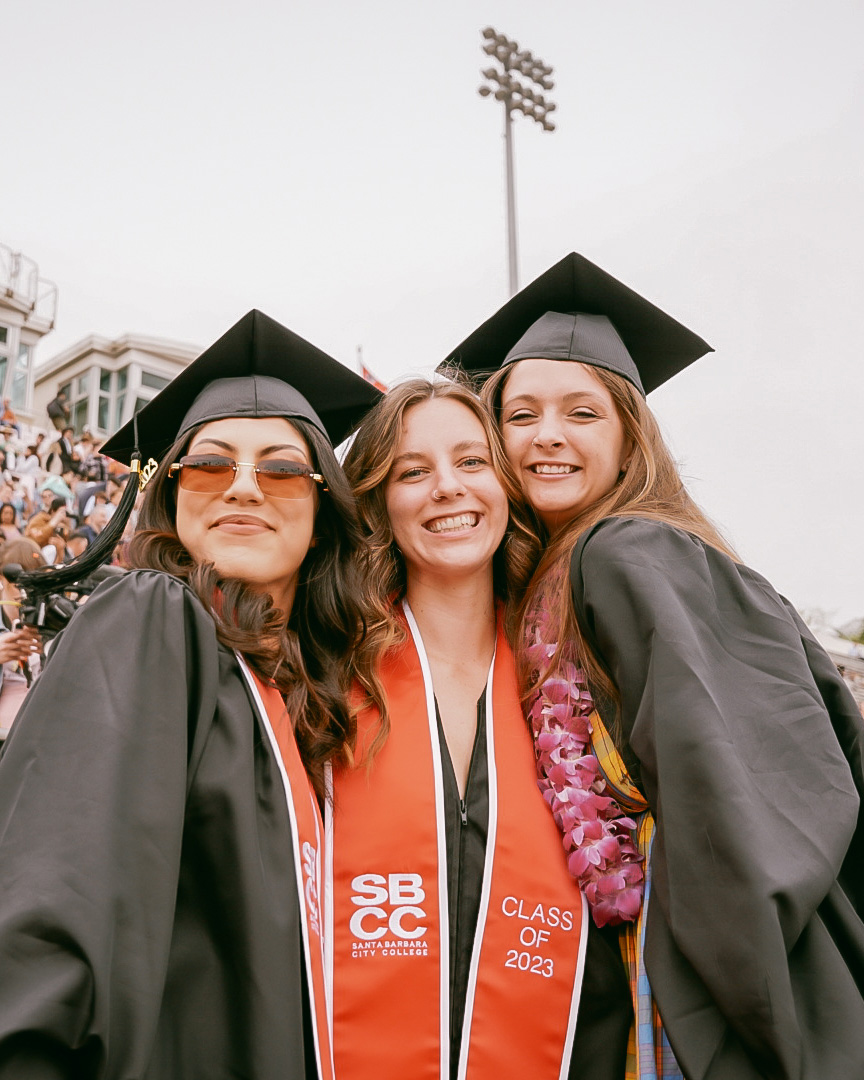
left=478, top=27, right=556, bottom=295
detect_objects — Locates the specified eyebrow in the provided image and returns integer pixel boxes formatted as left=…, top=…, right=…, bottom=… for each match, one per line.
left=188, top=437, right=309, bottom=458
left=502, top=391, right=606, bottom=407
left=390, top=439, right=490, bottom=468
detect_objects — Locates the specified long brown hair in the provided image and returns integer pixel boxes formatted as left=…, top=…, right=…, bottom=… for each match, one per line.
left=482, top=361, right=735, bottom=714
left=128, top=417, right=371, bottom=800
left=343, top=376, right=539, bottom=755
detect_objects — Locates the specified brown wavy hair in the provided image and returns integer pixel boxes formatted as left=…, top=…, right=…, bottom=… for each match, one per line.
left=128, top=417, right=372, bottom=800
left=343, top=376, right=539, bottom=756
left=0, top=537, right=46, bottom=574
left=481, top=361, right=735, bottom=717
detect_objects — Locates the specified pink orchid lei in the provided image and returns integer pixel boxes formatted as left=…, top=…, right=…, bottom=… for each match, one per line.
left=525, top=596, right=644, bottom=928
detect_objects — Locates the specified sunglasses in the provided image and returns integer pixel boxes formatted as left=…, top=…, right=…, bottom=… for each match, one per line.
left=168, top=454, right=327, bottom=500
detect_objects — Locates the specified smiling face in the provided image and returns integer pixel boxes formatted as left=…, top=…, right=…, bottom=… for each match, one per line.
left=500, top=358, right=631, bottom=532
left=175, top=416, right=317, bottom=614
left=384, top=398, right=509, bottom=588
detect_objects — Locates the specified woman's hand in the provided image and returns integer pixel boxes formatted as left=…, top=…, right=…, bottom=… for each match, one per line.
left=0, top=626, right=42, bottom=665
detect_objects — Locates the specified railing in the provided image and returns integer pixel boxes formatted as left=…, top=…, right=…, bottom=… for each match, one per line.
left=0, top=242, right=58, bottom=328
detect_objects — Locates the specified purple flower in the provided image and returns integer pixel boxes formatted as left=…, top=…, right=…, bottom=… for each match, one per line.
left=526, top=607, right=646, bottom=927
left=584, top=863, right=644, bottom=926
left=540, top=677, right=578, bottom=706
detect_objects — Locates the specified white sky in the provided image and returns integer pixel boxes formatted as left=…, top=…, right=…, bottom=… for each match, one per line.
left=4, top=0, right=862, bottom=622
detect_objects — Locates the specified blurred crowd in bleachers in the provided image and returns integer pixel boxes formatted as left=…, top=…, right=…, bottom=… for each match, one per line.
left=0, top=400, right=134, bottom=739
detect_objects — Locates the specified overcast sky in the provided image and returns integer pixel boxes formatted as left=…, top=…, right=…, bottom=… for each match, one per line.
left=4, top=0, right=862, bottom=622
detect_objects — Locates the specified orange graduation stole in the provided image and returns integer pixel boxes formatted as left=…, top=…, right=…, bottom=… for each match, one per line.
left=325, top=602, right=588, bottom=1080
left=236, top=655, right=335, bottom=1080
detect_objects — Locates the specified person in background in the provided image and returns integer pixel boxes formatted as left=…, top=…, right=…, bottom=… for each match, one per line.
left=66, top=530, right=90, bottom=559
left=81, top=443, right=108, bottom=484
left=46, top=390, right=70, bottom=431
left=74, top=426, right=95, bottom=459
left=2, top=483, right=29, bottom=527
left=0, top=504, right=22, bottom=542
left=79, top=474, right=124, bottom=521
left=105, top=473, right=126, bottom=515
left=0, top=400, right=20, bottom=440
left=24, top=497, right=68, bottom=551
left=46, top=427, right=80, bottom=477
left=0, top=538, right=44, bottom=741
left=40, top=522, right=71, bottom=567
left=444, top=251, right=864, bottom=1080
left=15, top=446, right=42, bottom=504
left=78, top=502, right=109, bottom=547
left=39, top=469, right=76, bottom=510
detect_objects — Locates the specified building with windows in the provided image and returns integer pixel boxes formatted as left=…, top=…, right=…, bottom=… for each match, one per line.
left=34, top=332, right=200, bottom=439
left=0, top=243, right=58, bottom=421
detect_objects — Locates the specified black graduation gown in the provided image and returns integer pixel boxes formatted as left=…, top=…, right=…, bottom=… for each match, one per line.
left=569, top=516, right=864, bottom=1080
left=437, top=702, right=632, bottom=1080
left=0, top=569, right=316, bottom=1080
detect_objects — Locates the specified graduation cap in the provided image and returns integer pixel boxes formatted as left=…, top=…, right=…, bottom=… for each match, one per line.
left=438, top=252, right=712, bottom=395
left=10, top=311, right=382, bottom=611
left=101, top=309, right=383, bottom=464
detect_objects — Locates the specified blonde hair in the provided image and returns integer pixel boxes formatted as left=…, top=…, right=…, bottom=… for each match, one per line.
left=481, top=361, right=735, bottom=713
left=343, top=376, right=540, bottom=756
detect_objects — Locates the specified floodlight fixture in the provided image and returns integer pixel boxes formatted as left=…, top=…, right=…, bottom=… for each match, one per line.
left=476, top=26, right=557, bottom=294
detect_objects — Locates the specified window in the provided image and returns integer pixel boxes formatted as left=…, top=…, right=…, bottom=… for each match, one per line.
left=114, top=366, right=128, bottom=429
left=73, top=399, right=88, bottom=434
left=0, top=327, right=9, bottom=403
left=97, top=368, right=112, bottom=432
left=63, top=371, right=92, bottom=436
left=140, top=370, right=170, bottom=392
left=11, top=343, right=31, bottom=409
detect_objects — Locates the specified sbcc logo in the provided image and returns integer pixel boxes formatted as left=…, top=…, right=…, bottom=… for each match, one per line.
left=350, top=873, right=427, bottom=940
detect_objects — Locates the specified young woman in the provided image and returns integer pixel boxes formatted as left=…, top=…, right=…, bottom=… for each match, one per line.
left=0, top=310, right=380, bottom=1080
left=329, top=378, right=632, bottom=1080
left=442, top=252, right=864, bottom=1080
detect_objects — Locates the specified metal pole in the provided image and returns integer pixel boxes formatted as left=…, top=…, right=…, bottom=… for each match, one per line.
left=478, top=28, right=555, bottom=298
left=504, top=99, right=519, bottom=296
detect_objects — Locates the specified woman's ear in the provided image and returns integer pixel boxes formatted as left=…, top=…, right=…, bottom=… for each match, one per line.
left=619, top=437, right=636, bottom=476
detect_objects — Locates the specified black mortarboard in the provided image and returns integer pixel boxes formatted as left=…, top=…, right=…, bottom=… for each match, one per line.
left=101, top=310, right=382, bottom=464
left=438, top=252, right=712, bottom=395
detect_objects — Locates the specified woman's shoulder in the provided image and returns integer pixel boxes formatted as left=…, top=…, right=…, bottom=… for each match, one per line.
left=569, top=516, right=792, bottom=633
left=56, top=568, right=216, bottom=650
left=570, top=516, right=710, bottom=581
left=84, top=570, right=212, bottom=622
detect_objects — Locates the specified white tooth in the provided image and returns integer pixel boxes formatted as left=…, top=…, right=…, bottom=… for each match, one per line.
left=534, top=464, right=574, bottom=475
left=428, top=512, right=478, bottom=533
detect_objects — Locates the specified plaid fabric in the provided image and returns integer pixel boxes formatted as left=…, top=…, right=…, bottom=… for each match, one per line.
left=589, top=712, right=684, bottom=1080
